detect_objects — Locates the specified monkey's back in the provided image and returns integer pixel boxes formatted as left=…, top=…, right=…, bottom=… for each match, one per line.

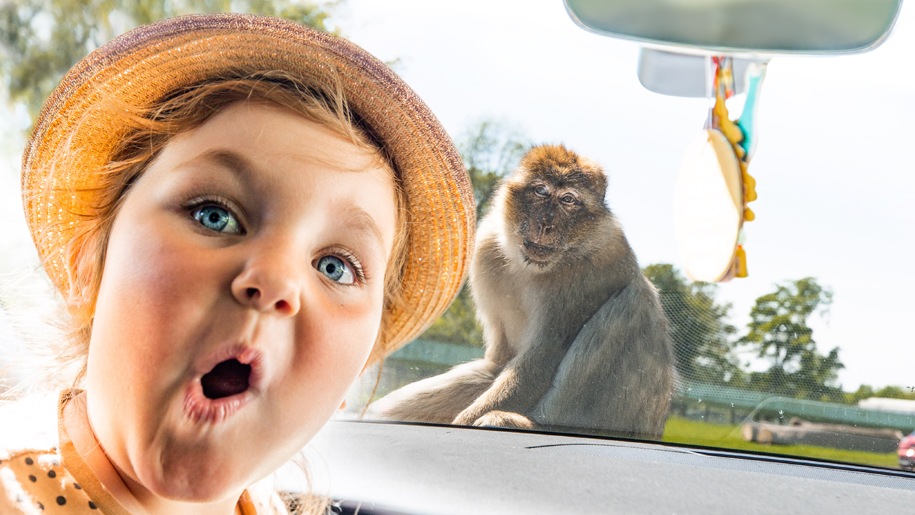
left=532, top=273, right=675, bottom=439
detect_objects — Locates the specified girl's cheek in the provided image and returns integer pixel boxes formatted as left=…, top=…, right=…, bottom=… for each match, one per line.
left=115, top=216, right=214, bottom=295
left=299, top=294, right=382, bottom=368
left=95, top=218, right=209, bottom=353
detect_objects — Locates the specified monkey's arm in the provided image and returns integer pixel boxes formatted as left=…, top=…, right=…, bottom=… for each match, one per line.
left=451, top=328, right=569, bottom=426
left=367, top=359, right=499, bottom=424
left=469, top=230, right=518, bottom=368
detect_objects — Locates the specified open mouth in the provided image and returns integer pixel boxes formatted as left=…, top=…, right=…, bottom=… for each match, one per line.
left=201, top=358, right=252, bottom=399
left=184, top=346, right=262, bottom=423
left=521, top=239, right=556, bottom=264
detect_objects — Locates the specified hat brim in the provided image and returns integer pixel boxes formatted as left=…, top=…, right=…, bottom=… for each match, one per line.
left=21, top=13, right=475, bottom=363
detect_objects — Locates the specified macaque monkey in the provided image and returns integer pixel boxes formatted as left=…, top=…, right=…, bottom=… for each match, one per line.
left=371, top=144, right=675, bottom=439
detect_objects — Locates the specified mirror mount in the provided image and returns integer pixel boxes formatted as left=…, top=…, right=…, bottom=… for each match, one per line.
left=638, top=48, right=770, bottom=99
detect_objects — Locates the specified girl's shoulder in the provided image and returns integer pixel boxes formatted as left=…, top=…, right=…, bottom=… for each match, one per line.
left=0, top=446, right=100, bottom=513
left=0, top=393, right=293, bottom=514
left=0, top=394, right=96, bottom=513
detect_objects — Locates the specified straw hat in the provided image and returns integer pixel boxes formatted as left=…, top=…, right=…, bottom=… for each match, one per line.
left=21, top=13, right=475, bottom=362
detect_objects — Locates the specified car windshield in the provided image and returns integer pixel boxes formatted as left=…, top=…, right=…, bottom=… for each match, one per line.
left=336, top=0, right=915, bottom=471
left=0, top=0, right=912, bottom=474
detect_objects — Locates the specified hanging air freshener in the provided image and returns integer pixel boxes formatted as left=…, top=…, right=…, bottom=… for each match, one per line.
left=674, top=56, right=766, bottom=282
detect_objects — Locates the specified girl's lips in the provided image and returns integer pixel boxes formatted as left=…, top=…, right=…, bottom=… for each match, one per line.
left=184, top=344, right=265, bottom=423
left=184, top=382, right=252, bottom=423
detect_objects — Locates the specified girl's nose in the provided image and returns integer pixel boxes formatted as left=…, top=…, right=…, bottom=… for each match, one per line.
left=231, top=248, right=302, bottom=317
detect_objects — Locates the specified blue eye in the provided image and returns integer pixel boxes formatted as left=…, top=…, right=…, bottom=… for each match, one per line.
left=193, top=205, right=241, bottom=234
left=317, top=255, right=355, bottom=285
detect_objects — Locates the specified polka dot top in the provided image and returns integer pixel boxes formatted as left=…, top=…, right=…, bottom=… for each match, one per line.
left=0, top=391, right=285, bottom=514
left=0, top=448, right=101, bottom=513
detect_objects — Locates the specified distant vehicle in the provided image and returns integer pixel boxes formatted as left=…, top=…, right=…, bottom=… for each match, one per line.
left=899, top=432, right=915, bottom=471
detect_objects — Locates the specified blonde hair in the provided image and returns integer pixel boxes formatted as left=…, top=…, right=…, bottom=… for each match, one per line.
left=49, top=70, right=408, bottom=388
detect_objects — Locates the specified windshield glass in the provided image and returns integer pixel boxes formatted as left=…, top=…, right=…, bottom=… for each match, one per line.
left=335, top=0, right=915, bottom=470
left=0, top=0, right=912, bottom=474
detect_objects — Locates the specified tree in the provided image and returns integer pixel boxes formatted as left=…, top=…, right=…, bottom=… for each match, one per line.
left=844, top=384, right=876, bottom=404
left=419, top=286, right=482, bottom=346
left=845, top=384, right=915, bottom=404
left=642, top=263, right=742, bottom=386
left=874, top=385, right=915, bottom=401
left=420, top=119, right=531, bottom=346
left=738, top=277, right=843, bottom=401
left=0, top=0, right=335, bottom=118
left=457, top=118, right=531, bottom=220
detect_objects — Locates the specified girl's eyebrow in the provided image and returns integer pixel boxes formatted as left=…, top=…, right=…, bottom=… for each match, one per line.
left=341, top=204, right=388, bottom=258
left=193, top=149, right=253, bottom=187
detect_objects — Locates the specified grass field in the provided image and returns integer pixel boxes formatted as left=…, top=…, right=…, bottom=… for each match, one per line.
left=662, top=416, right=899, bottom=469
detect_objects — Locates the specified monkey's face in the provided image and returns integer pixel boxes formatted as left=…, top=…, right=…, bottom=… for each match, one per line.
left=504, top=145, right=609, bottom=270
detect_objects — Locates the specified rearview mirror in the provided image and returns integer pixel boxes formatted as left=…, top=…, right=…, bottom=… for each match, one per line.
left=564, top=0, right=902, bottom=54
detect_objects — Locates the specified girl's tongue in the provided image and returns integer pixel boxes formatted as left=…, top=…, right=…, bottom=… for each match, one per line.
left=201, top=359, right=251, bottom=399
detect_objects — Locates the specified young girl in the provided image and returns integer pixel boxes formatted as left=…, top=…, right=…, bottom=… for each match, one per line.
left=1, top=13, right=474, bottom=514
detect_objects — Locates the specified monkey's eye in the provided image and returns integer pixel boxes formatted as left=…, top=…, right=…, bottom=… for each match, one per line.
left=533, top=184, right=549, bottom=197
left=560, top=193, right=578, bottom=205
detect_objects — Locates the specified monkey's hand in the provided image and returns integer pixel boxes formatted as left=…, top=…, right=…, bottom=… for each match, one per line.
left=453, top=325, right=570, bottom=426
left=472, top=410, right=536, bottom=430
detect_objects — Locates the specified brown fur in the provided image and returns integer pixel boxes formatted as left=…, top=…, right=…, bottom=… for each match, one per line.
left=371, top=145, right=675, bottom=439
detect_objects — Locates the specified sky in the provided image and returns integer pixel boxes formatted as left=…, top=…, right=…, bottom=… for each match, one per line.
left=1, top=0, right=913, bottom=390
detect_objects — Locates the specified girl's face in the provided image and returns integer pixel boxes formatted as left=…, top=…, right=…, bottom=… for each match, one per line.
left=85, top=102, right=396, bottom=504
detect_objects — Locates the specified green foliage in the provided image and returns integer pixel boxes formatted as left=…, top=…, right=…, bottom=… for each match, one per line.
left=843, top=384, right=915, bottom=404
left=418, top=286, right=483, bottom=347
left=874, top=385, right=915, bottom=400
left=643, top=263, right=742, bottom=386
left=457, top=118, right=531, bottom=220
left=739, top=277, right=844, bottom=401
left=845, top=384, right=877, bottom=404
left=0, top=0, right=336, bottom=117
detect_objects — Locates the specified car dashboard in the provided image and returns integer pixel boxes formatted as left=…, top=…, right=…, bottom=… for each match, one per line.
left=307, top=420, right=915, bottom=514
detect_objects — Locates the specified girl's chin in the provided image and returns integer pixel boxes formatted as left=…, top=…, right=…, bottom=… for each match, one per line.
left=136, top=446, right=260, bottom=505
left=147, top=476, right=248, bottom=506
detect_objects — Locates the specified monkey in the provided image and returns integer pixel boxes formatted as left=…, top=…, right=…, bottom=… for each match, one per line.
left=370, top=144, right=675, bottom=439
